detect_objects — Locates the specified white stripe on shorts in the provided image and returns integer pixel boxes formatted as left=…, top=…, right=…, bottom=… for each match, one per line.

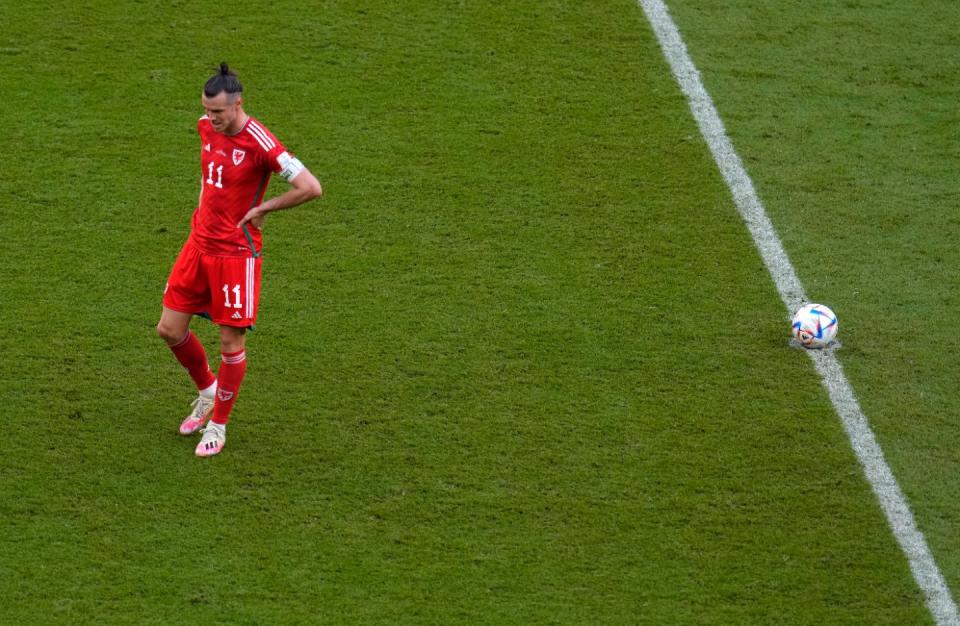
left=246, top=257, right=255, bottom=319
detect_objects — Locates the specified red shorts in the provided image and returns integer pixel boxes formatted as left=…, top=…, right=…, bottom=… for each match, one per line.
left=163, top=239, right=262, bottom=327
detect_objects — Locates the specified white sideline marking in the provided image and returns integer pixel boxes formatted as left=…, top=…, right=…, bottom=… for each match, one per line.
left=638, top=1, right=959, bottom=623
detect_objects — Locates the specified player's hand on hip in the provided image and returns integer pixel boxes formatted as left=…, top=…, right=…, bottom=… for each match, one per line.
left=237, top=206, right=266, bottom=230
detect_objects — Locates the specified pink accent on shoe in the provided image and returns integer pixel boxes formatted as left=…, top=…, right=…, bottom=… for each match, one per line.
left=195, top=426, right=225, bottom=457
left=179, top=396, right=214, bottom=435
left=195, top=438, right=224, bottom=457
left=180, top=416, right=206, bottom=435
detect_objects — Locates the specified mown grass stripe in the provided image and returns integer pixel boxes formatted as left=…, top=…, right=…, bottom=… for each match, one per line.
left=638, top=0, right=959, bottom=623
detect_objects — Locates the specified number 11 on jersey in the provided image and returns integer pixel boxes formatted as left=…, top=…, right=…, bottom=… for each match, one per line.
left=222, top=283, right=242, bottom=309
left=207, top=162, right=224, bottom=189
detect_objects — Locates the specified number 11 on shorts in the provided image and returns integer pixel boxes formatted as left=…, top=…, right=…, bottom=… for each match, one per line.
left=222, top=283, right=242, bottom=309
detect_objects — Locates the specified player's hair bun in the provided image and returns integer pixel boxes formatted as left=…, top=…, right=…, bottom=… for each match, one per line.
left=204, top=62, right=243, bottom=98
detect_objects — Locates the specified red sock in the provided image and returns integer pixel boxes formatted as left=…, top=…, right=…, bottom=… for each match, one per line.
left=169, top=331, right=216, bottom=391
left=212, top=349, right=247, bottom=425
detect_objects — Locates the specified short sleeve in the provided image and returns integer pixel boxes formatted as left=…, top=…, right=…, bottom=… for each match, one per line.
left=246, top=118, right=307, bottom=182
left=245, top=119, right=286, bottom=172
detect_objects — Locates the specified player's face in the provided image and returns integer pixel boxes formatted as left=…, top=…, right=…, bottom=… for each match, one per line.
left=202, top=91, right=243, bottom=134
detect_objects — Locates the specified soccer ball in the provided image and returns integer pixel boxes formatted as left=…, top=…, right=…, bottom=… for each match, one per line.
left=791, top=303, right=838, bottom=348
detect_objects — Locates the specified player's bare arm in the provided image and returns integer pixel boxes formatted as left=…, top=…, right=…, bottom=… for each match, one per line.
left=236, top=168, right=323, bottom=230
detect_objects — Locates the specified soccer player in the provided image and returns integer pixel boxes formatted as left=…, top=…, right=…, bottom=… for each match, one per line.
left=156, top=63, right=323, bottom=457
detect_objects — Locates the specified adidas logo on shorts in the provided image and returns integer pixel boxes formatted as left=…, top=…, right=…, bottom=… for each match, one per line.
left=231, top=312, right=242, bottom=320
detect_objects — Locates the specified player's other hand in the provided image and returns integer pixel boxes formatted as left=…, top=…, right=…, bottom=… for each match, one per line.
left=237, top=207, right=266, bottom=231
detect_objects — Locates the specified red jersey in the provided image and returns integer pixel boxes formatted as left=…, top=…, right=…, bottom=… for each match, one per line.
left=189, top=115, right=288, bottom=257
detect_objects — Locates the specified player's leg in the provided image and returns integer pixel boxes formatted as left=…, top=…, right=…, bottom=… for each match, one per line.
left=213, top=325, right=247, bottom=426
left=160, top=242, right=217, bottom=434
left=197, top=326, right=247, bottom=458
left=157, top=306, right=215, bottom=392
left=195, top=255, right=260, bottom=457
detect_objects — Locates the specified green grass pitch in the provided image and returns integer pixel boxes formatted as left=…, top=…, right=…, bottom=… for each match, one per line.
left=1, top=1, right=958, bottom=624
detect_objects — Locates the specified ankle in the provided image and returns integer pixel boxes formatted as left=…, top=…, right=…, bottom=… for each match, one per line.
left=199, top=380, right=217, bottom=400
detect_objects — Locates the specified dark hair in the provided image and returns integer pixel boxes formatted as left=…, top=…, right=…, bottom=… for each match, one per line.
left=204, top=62, right=243, bottom=99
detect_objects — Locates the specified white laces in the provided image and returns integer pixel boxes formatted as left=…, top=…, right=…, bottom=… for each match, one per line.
left=190, top=396, right=215, bottom=419
left=199, top=424, right=225, bottom=447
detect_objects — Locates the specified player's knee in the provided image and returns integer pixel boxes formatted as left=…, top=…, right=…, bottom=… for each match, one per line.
left=219, top=327, right=246, bottom=353
left=157, top=320, right=183, bottom=345
left=220, top=337, right=245, bottom=353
